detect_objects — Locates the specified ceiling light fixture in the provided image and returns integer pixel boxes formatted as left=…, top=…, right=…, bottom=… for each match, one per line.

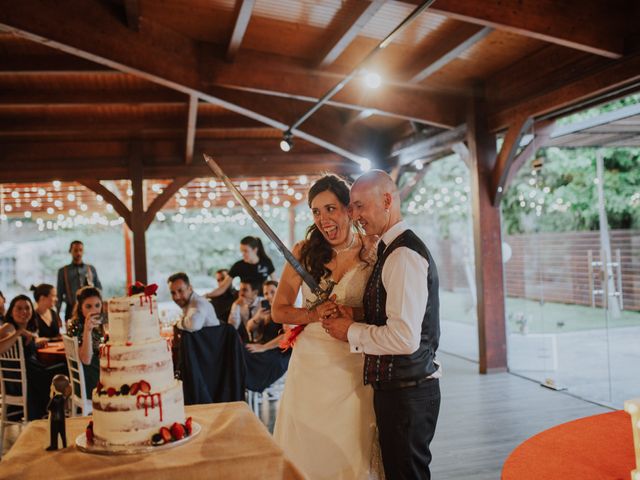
left=280, top=131, right=293, bottom=152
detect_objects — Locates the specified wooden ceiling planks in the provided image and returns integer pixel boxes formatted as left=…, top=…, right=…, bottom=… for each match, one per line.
left=0, top=0, right=638, bottom=186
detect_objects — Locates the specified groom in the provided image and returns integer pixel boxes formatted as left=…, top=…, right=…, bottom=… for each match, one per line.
left=323, top=170, right=441, bottom=480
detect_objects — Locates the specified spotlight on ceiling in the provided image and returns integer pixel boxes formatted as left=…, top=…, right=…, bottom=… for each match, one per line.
left=364, top=72, right=382, bottom=89
left=280, top=131, right=293, bottom=152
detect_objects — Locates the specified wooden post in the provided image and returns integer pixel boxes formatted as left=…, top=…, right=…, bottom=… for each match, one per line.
left=130, top=143, right=147, bottom=283
left=467, top=90, right=507, bottom=374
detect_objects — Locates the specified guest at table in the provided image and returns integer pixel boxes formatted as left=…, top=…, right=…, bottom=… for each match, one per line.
left=0, top=290, right=6, bottom=324
left=56, top=240, right=102, bottom=320
left=243, top=281, right=291, bottom=393
left=169, top=272, right=219, bottom=332
left=245, top=281, right=284, bottom=349
left=205, top=268, right=238, bottom=323
left=229, top=280, right=263, bottom=344
left=208, top=237, right=276, bottom=301
left=2, top=295, right=66, bottom=420
left=65, top=286, right=103, bottom=397
left=29, top=283, right=62, bottom=342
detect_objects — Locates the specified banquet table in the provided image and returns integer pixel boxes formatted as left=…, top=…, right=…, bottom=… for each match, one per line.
left=36, top=341, right=66, bottom=366
left=502, top=410, right=635, bottom=479
left=0, top=402, right=305, bottom=480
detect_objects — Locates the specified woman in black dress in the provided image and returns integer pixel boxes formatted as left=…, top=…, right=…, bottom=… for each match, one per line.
left=207, top=236, right=276, bottom=300
left=65, top=286, right=104, bottom=398
left=30, top=283, right=62, bottom=341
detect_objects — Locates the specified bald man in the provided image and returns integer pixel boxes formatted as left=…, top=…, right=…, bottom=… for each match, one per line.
left=323, top=170, right=441, bottom=480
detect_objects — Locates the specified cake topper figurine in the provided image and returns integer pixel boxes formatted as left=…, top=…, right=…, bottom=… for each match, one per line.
left=46, top=374, right=71, bottom=451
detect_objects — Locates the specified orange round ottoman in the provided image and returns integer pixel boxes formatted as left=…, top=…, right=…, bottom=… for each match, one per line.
left=502, top=411, right=635, bottom=479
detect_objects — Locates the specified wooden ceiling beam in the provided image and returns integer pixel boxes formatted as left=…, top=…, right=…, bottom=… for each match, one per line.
left=204, top=50, right=466, bottom=128
left=409, top=25, right=492, bottom=84
left=226, top=0, right=255, bottom=62
left=316, top=0, right=385, bottom=68
left=0, top=154, right=357, bottom=183
left=401, top=0, right=629, bottom=58
left=0, top=0, right=369, bottom=164
left=185, top=94, right=198, bottom=164
left=488, top=52, right=640, bottom=132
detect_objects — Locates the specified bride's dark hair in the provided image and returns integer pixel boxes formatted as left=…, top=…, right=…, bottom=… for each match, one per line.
left=300, top=174, right=368, bottom=283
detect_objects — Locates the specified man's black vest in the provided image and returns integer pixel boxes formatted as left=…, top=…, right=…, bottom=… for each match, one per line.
left=363, top=229, right=440, bottom=385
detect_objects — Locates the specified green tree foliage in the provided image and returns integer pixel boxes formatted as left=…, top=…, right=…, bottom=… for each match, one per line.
left=500, top=147, right=640, bottom=234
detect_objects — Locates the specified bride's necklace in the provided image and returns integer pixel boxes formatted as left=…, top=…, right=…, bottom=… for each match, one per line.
left=332, top=233, right=355, bottom=255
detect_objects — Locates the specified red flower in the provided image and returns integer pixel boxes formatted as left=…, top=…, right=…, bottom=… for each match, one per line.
left=144, top=283, right=158, bottom=296
left=279, top=325, right=305, bottom=351
left=128, top=282, right=158, bottom=296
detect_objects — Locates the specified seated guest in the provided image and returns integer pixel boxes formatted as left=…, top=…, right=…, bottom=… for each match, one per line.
left=29, top=283, right=63, bottom=342
left=229, top=280, right=263, bottom=343
left=245, top=280, right=285, bottom=350
left=65, top=286, right=104, bottom=397
left=205, top=269, right=238, bottom=323
left=3, top=295, right=66, bottom=420
left=168, top=272, right=219, bottom=332
left=0, top=290, right=6, bottom=323
left=243, top=281, right=291, bottom=393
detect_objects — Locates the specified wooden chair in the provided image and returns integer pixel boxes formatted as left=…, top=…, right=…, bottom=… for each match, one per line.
left=62, top=335, right=92, bottom=416
left=0, top=340, right=28, bottom=458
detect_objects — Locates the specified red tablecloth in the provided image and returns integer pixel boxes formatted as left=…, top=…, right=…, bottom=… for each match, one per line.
left=502, top=410, right=635, bottom=479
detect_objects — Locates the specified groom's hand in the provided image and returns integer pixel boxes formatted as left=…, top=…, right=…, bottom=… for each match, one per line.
left=322, top=316, right=352, bottom=342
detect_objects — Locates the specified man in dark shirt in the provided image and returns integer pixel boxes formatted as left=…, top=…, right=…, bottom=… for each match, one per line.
left=56, top=240, right=102, bottom=320
left=206, top=269, right=237, bottom=324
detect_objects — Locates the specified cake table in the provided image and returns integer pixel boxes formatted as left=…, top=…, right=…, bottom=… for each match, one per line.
left=0, top=402, right=305, bottom=480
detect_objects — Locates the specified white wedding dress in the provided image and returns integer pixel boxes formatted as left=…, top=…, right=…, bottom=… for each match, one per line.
left=274, top=263, right=382, bottom=480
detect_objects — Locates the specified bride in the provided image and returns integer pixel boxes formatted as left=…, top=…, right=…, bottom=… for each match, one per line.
left=272, top=174, right=381, bottom=480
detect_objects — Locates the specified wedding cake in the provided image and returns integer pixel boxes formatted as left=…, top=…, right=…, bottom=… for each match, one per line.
left=87, top=288, right=190, bottom=447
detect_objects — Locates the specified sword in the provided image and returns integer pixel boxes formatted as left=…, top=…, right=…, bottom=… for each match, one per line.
left=203, top=154, right=335, bottom=308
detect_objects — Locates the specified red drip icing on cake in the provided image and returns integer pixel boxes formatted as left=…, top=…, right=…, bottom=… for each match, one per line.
left=136, top=393, right=163, bottom=422
left=99, top=344, right=112, bottom=369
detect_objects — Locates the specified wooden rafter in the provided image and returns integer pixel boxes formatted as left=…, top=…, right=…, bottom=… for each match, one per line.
left=226, top=0, right=255, bottom=62
left=491, top=114, right=533, bottom=204
left=488, top=52, right=640, bottom=132
left=79, top=179, right=132, bottom=228
left=144, top=176, right=192, bottom=230
left=500, top=119, right=555, bottom=199
left=316, top=0, right=385, bottom=68
left=402, top=0, right=628, bottom=58
left=390, top=124, right=467, bottom=166
left=409, top=26, right=493, bottom=84
left=185, top=94, right=198, bottom=164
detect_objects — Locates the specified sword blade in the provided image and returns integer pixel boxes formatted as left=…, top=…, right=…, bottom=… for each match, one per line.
left=203, top=154, right=324, bottom=297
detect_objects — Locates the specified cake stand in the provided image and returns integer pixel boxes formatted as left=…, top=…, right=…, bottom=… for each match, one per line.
left=76, top=421, right=201, bottom=455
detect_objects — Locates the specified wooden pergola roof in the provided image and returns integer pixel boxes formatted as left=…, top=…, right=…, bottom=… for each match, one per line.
left=1, top=0, right=639, bottom=186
